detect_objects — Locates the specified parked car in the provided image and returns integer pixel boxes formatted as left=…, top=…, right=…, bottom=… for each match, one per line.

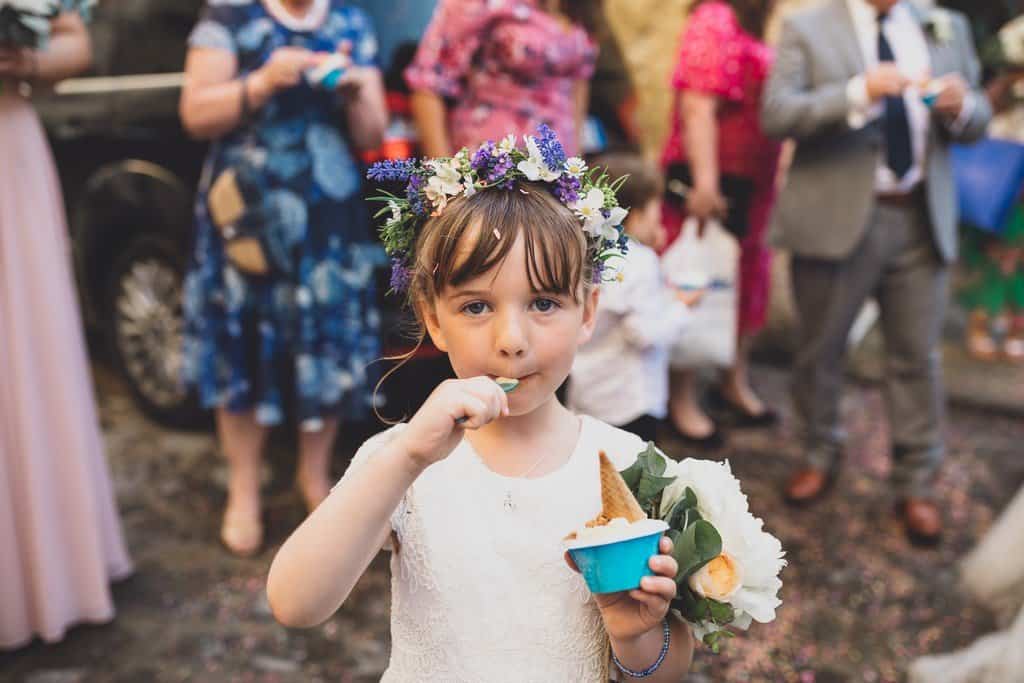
left=35, top=0, right=446, bottom=428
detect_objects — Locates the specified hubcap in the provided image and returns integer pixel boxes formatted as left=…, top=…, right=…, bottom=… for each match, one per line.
left=115, top=257, right=188, bottom=409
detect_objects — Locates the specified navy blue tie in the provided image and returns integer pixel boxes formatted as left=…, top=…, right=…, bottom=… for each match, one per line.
left=878, top=13, right=913, bottom=179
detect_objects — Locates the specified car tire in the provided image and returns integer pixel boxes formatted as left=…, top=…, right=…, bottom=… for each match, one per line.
left=105, top=235, right=206, bottom=429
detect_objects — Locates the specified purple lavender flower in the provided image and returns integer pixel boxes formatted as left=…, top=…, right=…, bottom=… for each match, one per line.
left=592, top=260, right=605, bottom=284
left=389, top=258, right=413, bottom=292
left=405, top=175, right=426, bottom=216
left=554, top=175, right=581, bottom=204
left=367, top=159, right=415, bottom=183
left=535, top=123, right=566, bottom=171
left=487, top=153, right=514, bottom=183
left=471, top=142, right=496, bottom=172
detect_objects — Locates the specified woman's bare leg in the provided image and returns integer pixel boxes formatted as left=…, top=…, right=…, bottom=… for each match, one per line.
left=296, top=418, right=340, bottom=513
left=216, top=408, right=270, bottom=556
left=669, top=369, right=714, bottom=438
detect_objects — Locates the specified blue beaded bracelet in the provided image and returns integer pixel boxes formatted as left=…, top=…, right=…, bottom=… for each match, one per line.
left=611, top=618, right=671, bottom=678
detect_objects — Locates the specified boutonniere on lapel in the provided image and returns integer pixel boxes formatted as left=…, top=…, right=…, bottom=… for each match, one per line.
left=924, top=8, right=955, bottom=47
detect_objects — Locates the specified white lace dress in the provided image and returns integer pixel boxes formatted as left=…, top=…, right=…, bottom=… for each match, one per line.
left=337, top=415, right=646, bottom=682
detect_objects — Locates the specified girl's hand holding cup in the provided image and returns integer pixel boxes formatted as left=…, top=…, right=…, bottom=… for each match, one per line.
left=395, top=377, right=510, bottom=471
left=566, top=535, right=680, bottom=642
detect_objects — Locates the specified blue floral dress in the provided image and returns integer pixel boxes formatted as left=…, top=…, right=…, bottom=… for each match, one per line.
left=183, top=0, right=383, bottom=430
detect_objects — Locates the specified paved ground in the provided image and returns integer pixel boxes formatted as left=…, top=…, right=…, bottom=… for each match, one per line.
left=2, top=353, right=1022, bottom=683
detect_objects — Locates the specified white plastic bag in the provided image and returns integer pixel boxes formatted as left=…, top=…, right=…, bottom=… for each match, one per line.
left=660, top=218, right=739, bottom=369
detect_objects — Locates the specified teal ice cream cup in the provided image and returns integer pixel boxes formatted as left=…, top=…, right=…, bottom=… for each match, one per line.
left=566, top=520, right=669, bottom=594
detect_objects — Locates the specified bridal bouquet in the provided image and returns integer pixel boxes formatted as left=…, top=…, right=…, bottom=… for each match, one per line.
left=0, top=0, right=94, bottom=50
left=621, top=444, right=786, bottom=651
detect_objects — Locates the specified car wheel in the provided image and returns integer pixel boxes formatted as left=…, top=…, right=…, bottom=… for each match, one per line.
left=106, top=236, right=205, bottom=428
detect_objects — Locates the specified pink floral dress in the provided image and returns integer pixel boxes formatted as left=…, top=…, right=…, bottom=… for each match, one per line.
left=404, top=0, right=597, bottom=156
left=661, top=1, right=781, bottom=336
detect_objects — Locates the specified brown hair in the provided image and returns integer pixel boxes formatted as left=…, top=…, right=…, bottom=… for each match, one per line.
left=592, top=154, right=664, bottom=213
left=691, top=0, right=772, bottom=40
left=376, top=185, right=592, bottom=417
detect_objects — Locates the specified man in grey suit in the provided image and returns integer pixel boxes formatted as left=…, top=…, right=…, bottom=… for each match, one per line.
left=761, top=0, right=991, bottom=544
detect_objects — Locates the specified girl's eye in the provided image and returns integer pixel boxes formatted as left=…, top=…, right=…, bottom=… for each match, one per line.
left=462, top=301, right=490, bottom=316
left=532, top=297, right=560, bottom=313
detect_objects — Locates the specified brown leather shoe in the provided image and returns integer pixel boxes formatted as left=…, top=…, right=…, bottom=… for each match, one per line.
left=897, top=498, right=943, bottom=546
left=783, top=465, right=836, bottom=505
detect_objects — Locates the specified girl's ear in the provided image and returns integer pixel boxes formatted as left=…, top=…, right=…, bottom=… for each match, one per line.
left=421, top=299, right=449, bottom=353
left=577, top=286, right=600, bottom=347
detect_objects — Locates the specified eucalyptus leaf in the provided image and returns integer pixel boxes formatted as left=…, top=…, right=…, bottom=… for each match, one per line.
left=672, top=519, right=722, bottom=580
left=707, top=599, right=735, bottom=625
left=619, top=458, right=643, bottom=490
left=702, top=629, right=734, bottom=654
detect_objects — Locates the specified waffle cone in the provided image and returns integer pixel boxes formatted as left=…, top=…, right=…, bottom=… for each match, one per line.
left=599, top=451, right=646, bottom=523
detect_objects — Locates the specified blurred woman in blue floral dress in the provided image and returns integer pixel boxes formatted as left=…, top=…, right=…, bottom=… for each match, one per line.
left=180, top=0, right=387, bottom=556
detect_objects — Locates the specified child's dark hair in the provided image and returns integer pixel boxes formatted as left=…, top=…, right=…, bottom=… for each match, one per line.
left=592, top=154, right=664, bottom=213
left=375, top=184, right=592, bottom=420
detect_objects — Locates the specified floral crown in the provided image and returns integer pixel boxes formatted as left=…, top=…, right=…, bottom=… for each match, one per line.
left=367, top=125, right=630, bottom=294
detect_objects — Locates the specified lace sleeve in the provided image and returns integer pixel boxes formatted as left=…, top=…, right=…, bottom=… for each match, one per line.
left=332, top=423, right=410, bottom=552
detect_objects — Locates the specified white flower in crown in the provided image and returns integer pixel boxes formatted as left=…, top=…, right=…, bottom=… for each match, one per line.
left=463, top=175, right=477, bottom=198
left=574, top=188, right=626, bottom=241
left=603, top=206, right=629, bottom=236
left=387, top=200, right=402, bottom=225
left=517, top=136, right=562, bottom=182
left=573, top=188, right=605, bottom=230
left=497, top=134, right=518, bottom=155
left=425, top=159, right=464, bottom=210
left=564, top=156, right=587, bottom=177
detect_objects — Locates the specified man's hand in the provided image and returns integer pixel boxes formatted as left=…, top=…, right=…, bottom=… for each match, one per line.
left=930, top=73, right=969, bottom=118
left=865, top=63, right=910, bottom=102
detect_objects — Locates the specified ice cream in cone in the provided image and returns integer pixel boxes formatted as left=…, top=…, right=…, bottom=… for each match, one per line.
left=563, top=451, right=668, bottom=594
left=565, top=452, right=647, bottom=541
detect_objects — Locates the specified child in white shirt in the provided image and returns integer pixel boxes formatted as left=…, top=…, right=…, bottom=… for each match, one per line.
left=570, top=155, right=697, bottom=443
left=267, top=132, right=694, bottom=682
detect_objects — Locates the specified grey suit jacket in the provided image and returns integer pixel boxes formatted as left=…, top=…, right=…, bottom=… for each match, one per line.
left=760, top=0, right=992, bottom=263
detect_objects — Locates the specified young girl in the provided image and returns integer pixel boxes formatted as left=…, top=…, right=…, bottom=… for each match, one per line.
left=267, top=129, right=695, bottom=680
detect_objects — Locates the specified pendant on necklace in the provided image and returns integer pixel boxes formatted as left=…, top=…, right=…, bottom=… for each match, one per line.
left=503, top=490, right=515, bottom=512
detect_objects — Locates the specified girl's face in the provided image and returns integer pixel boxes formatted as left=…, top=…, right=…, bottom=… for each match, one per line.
left=424, top=229, right=599, bottom=417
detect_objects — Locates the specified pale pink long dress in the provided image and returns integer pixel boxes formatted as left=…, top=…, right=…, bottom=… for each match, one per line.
left=0, top=84, right=132, bottom=649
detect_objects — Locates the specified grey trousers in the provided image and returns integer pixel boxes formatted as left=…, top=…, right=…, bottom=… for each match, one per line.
left=790, top=197, right=948, bottom=497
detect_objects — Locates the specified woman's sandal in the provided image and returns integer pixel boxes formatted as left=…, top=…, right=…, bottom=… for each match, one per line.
left=220, top=506, right=264, bottom=558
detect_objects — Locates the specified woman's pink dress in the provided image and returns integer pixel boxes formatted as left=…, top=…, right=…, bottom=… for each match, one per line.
left=405, top=0, right=597, bottom=155
left=661, top=1, right=781, bottom=336
left=0, top=85, right=132, bottom=649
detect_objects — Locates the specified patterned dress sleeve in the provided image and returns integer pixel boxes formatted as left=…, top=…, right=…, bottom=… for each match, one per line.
left=188, top=1, right=239, bottom=53
left=671, top=1, right=746, bottom=102
left=403, top=0, right=493, bottom=98
left=343, top=6, right=380, bottom=68
left=331, top=423, right=410, bottom=552
left=572, top=35, right=599, bottom=82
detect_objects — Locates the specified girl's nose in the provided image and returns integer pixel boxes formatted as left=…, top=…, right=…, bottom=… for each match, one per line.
left=495, top=312, right=528, bottom=358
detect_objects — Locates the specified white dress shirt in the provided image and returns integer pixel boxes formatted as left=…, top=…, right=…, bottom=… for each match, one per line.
left=568, top=240, right=691, bottom=426
left=844, top=0, right=972, bottom=194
